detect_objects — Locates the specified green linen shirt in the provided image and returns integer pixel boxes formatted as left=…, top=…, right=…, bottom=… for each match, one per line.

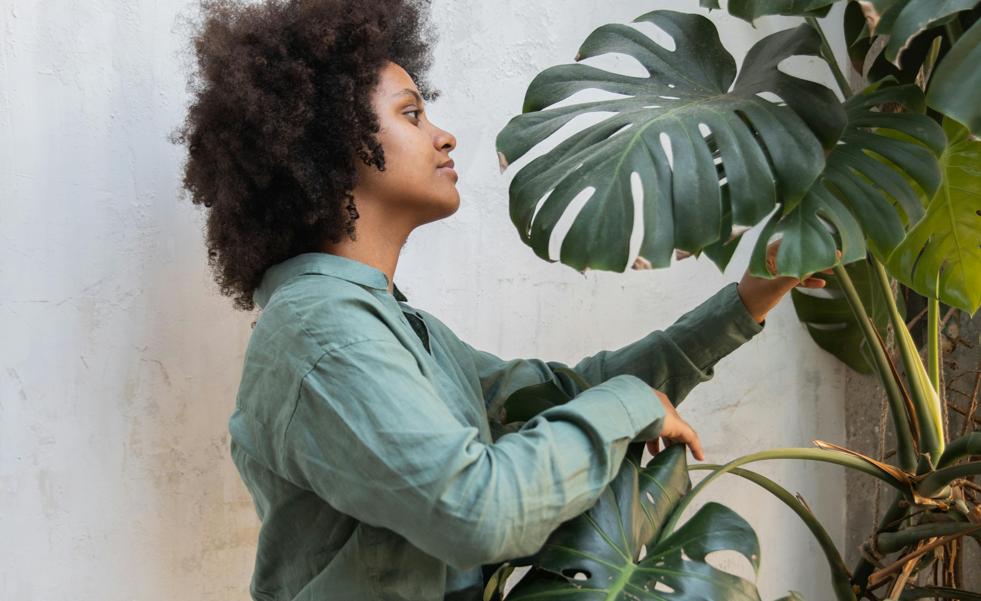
left=228, top=251, right=765, bottom=601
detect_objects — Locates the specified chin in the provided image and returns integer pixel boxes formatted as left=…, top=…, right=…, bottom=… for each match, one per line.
left=435, top=192, right=461, bottom=219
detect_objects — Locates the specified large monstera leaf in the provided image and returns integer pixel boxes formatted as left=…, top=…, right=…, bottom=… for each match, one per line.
left=731, top=0, right=976, bottom=69
left=742, top=80, right=945, bottom=278
left=495, top=10, right=844, bottom=275
left=887, top=118, right=981, bottom=314
left=856, top=0, right=978, bottom=66
left=699, top=0, right=837, bottom=22
left=489, top=444, right=762, bottom=600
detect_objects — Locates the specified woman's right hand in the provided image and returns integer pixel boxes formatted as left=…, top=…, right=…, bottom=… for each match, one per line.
left=646, top=388, right=705, bottom=461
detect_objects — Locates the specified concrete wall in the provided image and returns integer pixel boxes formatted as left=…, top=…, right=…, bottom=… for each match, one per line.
left=1, top=1, right=849, bottom=599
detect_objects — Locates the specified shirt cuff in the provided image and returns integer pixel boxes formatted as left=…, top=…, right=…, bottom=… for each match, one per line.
left=666, top=281, right=765, bottom=371
left=724, top=281, right=767, bottom=335
left=605, top=374, right=666, bottom=442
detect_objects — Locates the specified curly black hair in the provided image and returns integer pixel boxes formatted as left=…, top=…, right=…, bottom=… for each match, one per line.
left=169, top=0, right=441, bottom=312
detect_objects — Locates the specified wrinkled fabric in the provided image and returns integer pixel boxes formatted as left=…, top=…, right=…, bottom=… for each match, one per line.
left=228, top=252, right=765, bottom=600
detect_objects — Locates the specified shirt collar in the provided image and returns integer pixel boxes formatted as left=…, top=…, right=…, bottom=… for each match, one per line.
left=253, top=252, right=408, bottom=309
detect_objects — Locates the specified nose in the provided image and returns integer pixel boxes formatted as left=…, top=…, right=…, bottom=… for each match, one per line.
left=434, top=125, right=456, bottom=153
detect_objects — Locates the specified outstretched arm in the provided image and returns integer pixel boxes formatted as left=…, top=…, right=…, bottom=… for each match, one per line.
left=570, top=281, right=765, bottom=407
left=441, top=281, right=762, bottom=418
left=450, top=239, right=835, bottom=412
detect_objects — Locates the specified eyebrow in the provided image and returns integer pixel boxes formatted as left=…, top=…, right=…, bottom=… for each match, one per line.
left=392, top=88, right=424, bottom=105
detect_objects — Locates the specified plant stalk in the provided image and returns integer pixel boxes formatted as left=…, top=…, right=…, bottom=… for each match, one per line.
left=868, top=526, right=981, bottom=587
left=917, top=460, right=981, bottom=497
left=662, top=447, right=908, bottom=538
left=851, top=492, right=910, bottom=596
left=877, top=522, right=981, bottom=553
left=806, top=16, right=854, bottom=97
left=927, top=281, right=940, bottom=392
left=936, top=432, right=981, bottom=469
left=834, top=262, right=919, bottom=471
left=869, top=257, right=946, bottom=466
left=690, top=465, right=857, bottom=601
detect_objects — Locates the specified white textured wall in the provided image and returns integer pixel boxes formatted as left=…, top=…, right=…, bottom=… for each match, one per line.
left=1, top=1, right=848, bottom=599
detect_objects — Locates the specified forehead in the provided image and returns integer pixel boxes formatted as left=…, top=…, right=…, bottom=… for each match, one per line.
left=377, top=62, right=421, bottom=102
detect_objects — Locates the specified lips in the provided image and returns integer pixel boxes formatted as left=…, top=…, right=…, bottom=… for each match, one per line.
left=437, top=159, right=458, bottom=181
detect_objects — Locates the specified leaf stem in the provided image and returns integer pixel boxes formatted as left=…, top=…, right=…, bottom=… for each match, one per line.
left=936, top=432, right=981, bottom=469
left=868, top=524, right=981, bottom=588
left=927, top=287, right=940, bottom=391
left=851, top=492, right=909, bottom=595
left=833, top=261, right=918, bottom=471
left=917, top=460, right=981, bottom=497
left=869, top=257, right=945, bottom=466
left=689, top=465, right=857, bottom=601
left=661, top=447, right=907, bottom=538
left=806, top=16, right=854, bottom=98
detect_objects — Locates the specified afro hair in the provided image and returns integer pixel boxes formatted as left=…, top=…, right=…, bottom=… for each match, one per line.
left=170, top=0, right=441, bottom=312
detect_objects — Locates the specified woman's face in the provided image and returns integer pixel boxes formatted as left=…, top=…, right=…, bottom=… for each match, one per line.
left=352, top=61, right=459, bottom=229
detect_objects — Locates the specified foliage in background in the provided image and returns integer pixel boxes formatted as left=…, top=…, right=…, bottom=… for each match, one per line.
left=488, top=1, right=981, bottom=599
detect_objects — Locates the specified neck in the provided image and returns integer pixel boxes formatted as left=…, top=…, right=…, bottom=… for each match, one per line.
left=321, top=211, right=411, bottom=295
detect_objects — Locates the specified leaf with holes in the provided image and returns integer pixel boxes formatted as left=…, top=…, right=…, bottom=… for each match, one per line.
left=843, top=1, right=952, bottom=87
left=887, top=117, right=981, bottom=314
left=744, top=81, right=945, bottom=279
left=791, top=260, right=906, bottom=373
left=701, top=0, right=838, bottom=22
left=497, top=444, right=762, bottom=600
left=857, top=0, right=977, bottom=67
left=495, top=10, right=844, bottom=275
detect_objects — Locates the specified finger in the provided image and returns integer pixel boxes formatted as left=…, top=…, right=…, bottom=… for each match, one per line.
left=821, top=250, right=842, bottom=275
left=765, top=240, right=780, bottom=275
left=689, top=433, right=705, bottom=461
left=675, top=424, right=704, bottom=462
left=799, top=277, right=827, bottom=288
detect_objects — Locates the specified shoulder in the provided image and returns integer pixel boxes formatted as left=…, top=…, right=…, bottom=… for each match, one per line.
left=257, top=275, right=403, bottom=356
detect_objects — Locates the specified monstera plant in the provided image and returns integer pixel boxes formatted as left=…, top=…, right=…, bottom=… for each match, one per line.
left=486, top=1, right=981, bottom=599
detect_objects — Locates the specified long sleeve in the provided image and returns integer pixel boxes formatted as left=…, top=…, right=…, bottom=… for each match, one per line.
left=277, top=338, right=666, bottom=572
left=461, top=282, right=763, bottom=419
left=572, top=281, right=765, bottom=407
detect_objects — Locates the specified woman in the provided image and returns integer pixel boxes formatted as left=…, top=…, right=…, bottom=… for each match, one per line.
left=172, top=1, right=830, bottom=599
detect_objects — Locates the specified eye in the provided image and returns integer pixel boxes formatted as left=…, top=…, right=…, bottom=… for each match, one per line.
left=404, top=109, right=422, bottom=122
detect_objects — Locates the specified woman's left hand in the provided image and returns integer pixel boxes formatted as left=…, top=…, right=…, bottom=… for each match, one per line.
left=735, top=239, right=840, bottom=324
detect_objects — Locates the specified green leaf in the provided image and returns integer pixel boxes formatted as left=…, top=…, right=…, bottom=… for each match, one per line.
left=887, top=118, right=981, bottom=314
left=926, top=17, right=981, bottom=135
left=843, top=1, right=951, bottom=92
left=689, top=465, right=856, bottom=601
left=503, top=445, right=762, bottom=600
left=867, top=0, right=979, bottom=67
left=495, top=10, right=844, bottom=274
left=725, top=0, right=837, bottom=23
left=791, top=259, right=905, bottom=373
left=747, top=81, right=944, bottom=278
left=488, top=365, right=589, bottom=440
left=775, top=592, right=807, bottom=601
